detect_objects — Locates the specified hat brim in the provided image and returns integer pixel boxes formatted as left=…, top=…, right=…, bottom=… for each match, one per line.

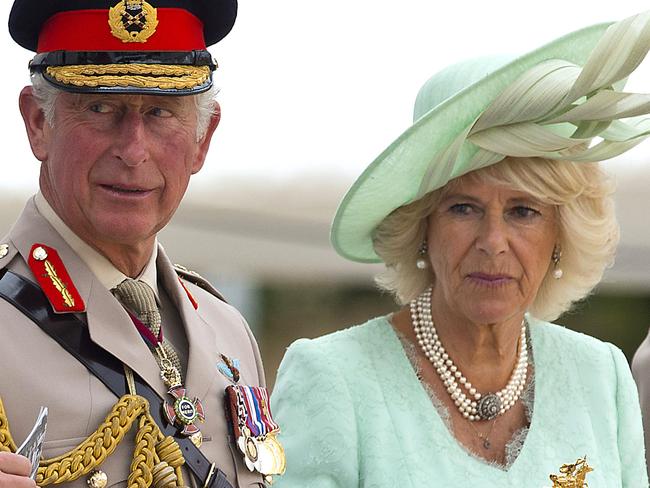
left=330, top=22, right=612, bottom=263
left=29, top=50, right=216, bottom=95
left=41, top=63, right=213, bottom=95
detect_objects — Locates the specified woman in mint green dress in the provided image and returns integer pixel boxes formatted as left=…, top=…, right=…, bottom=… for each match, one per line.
left=272, top=11, right=650, bottom=488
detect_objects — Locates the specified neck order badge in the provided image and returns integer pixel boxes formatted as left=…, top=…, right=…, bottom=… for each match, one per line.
left=130, top=309, right=206, bottom=446
left=114, top=278, right=207, bottom=447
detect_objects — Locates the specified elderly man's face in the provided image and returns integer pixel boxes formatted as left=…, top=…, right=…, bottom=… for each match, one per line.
left=20, top=89, right=219, bottom=251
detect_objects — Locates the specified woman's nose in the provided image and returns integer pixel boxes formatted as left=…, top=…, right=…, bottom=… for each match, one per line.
left=475, top=213, right=508, bottom=256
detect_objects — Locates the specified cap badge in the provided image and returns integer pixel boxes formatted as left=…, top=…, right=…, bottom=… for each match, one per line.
left=108, top=0, right=158, bottom=43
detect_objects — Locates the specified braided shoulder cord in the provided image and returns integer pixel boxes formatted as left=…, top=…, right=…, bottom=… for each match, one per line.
left=0, top=397, right=17, bottom=452
left=129, top=414, right=155, bottom=488
left=0, top=394, right=186, bottom=487
left=36, top=395, right=146, bottom=485
left=128, top=414, right=187, bottom=488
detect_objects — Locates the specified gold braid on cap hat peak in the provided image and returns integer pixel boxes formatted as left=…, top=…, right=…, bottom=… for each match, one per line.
left=418, top=10, right=650, bottom=197
left=46, top=64, right=211, bottom=90
left=0, top=395, right=187, bottom=487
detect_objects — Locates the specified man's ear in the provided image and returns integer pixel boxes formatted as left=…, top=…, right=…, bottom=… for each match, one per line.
left=19, top=86, right=50, bottom=162
left=191, top=102, right=221, bottom=174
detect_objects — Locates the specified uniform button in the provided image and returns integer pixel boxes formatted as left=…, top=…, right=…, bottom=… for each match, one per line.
left=32, top=246, right=48, bottom=261
left=86, top=470, right=108, bottom=488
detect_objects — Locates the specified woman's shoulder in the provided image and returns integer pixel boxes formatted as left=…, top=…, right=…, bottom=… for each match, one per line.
left=273, top=316, right=402, bottom=412
left=529, top=315, right=628, bottom=379
left=530, top=315, right=617, bottom=353
left=276, top=315, right=404, bottom=388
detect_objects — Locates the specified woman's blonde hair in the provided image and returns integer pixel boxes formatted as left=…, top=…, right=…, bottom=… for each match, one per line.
left=373, top=157, right=618, bottom=321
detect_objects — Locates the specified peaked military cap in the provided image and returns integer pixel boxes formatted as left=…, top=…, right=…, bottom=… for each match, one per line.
left=9, top=0, right=238, bottom=95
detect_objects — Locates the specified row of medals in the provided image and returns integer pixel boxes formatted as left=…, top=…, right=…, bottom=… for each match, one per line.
left=158, top=347, right=286, bottom=481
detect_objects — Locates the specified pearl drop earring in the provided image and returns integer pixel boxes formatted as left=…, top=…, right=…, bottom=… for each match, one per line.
left=416, top=240, right=428, bottom=270
left=552, top=245, right=563, bottom=279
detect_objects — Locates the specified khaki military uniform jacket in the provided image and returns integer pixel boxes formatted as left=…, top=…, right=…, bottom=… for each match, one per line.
left=0, top=199, right=266, bottom=487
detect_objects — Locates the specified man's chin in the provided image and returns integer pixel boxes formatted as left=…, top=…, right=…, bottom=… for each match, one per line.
left=85, top=220, right=161, bottom=249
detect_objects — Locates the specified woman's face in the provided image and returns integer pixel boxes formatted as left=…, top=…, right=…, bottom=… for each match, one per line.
left=427, top=175, right=559, bottom=325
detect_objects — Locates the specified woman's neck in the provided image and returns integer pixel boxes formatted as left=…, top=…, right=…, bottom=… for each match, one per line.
left=395, top=295, right=526, bottom=393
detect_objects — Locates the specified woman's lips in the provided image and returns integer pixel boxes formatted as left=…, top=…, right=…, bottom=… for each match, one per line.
left=466, top=272, right=514, bottom=285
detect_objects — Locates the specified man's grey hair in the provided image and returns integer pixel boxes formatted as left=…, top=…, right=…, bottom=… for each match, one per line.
left=30, top=73, right=218, bottom=141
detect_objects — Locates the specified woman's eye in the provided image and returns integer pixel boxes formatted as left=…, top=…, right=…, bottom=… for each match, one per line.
left=449, top=203, right=474, bottom=215
left=510, top=206, right=541, bottom=219
left=148, top=107, right=173, bottom=118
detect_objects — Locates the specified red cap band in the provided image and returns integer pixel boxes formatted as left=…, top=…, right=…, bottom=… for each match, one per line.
left=37, top=8, right=206, bottom=53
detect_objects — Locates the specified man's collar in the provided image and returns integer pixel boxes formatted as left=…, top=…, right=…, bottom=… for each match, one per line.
left=34, top=192, right=160, bottom=298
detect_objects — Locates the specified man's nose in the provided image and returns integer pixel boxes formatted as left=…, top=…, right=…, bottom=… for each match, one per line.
left=114, top=111, right=150, bottom=166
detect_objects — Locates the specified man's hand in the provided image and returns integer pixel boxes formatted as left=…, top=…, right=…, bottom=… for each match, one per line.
left=0, top=452, right=37, bottom=487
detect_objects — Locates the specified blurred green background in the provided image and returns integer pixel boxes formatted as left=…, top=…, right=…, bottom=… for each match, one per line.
left=220, top=283, right=650, bottom=389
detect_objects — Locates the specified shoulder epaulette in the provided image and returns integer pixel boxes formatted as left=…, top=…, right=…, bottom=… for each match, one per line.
left=172, top=264, right=227, bottom=303
left=28, top=243, right=85, bottom=313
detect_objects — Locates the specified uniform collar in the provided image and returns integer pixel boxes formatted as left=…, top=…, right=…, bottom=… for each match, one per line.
left=34, top=192, right=160, bottom=298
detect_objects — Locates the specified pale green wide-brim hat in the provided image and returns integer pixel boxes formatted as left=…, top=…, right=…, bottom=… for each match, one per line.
left=331, top=11, right=650, bottom=263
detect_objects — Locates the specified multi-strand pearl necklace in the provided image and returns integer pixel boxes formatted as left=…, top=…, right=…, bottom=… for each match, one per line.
left=411, top=287, right=528, bottom=422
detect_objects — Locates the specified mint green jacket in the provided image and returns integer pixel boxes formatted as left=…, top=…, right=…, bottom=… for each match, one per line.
left=271, top=316, right=647, bottom=487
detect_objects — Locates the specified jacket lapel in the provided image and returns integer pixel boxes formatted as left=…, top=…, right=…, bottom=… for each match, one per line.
left=156, top=246, right=218, bottom=401
left=84, top=279, right=168, bottom=396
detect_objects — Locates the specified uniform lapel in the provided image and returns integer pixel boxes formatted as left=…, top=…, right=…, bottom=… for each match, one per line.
left=156, top=245, right=218, bottom=401
left=7, top=198, right=168, bottom=397
left=84, top=279, right=168, bottom=396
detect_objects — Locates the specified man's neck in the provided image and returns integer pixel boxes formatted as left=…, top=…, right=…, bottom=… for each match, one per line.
left=86, top=239, right=154, bottom=278
left=34, top=192, right=159, bottom=290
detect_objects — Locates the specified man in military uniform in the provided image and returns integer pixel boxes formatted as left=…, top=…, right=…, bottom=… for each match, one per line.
left=0, top=1, right=282, bottom=487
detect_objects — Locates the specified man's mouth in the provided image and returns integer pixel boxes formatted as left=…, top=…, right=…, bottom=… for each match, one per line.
left=101, top=184, right=150, bottom=193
